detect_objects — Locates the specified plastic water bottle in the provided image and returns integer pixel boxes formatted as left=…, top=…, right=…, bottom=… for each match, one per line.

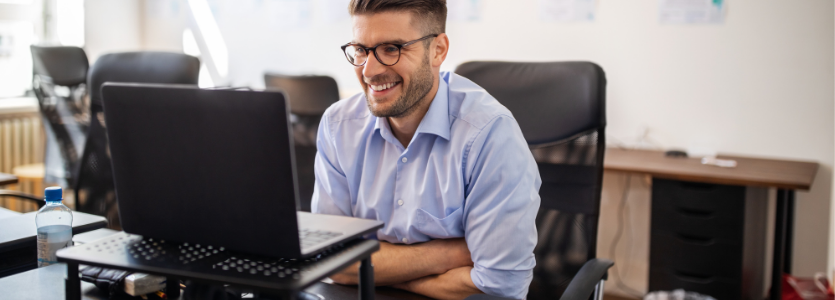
left=36, top=186, right=73, bottom=267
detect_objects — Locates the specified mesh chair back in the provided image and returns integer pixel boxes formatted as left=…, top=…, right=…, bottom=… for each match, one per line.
left=455, top=61, right=607, bottom=299
left=264, top=74, right=339, bottom=211
left=78, top=52, right=199, bottom=228
left=30, top=45, right=90, bottom=187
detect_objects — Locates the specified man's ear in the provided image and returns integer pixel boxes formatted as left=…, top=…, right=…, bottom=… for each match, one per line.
left=431, top=33, right=449, bottom=68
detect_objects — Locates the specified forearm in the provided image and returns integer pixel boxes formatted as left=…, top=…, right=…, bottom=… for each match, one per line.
left=330, top=239, right=472, bottom=286
left=395, top=266, right=482, bottom=300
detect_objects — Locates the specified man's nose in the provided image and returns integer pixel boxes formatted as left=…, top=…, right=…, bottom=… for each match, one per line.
left=362, top=52, right=387, bottom=79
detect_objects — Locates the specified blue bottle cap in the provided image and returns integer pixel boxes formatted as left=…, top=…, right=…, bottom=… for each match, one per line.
left=44, top=187, right=63, bottom=201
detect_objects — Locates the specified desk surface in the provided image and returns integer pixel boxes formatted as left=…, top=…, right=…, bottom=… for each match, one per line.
left=0, top=211, right=108, bottom=252
left=604, top=148, right=818, bottom=190
left=0, top=264, right=431, bottom=300
left=0, top=172, right=18, bottom=186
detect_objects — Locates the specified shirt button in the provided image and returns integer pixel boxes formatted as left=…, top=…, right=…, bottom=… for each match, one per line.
left=401, top=237, right=408, bottom=243
left=397, top=199, right=404, bottom=206
left=401, top=157, right=407, bottom=163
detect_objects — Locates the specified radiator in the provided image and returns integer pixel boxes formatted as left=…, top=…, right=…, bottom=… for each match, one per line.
left=0, top=98, right=44, bottom=213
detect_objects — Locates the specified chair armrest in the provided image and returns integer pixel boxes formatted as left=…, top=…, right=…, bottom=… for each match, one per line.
left=0, top=189, right=45, bottom=208
left=559, top=258, right=614, bottom=300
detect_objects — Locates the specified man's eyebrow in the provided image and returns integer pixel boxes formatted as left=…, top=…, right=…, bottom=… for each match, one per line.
left=349, top=39, right=409, bottom=47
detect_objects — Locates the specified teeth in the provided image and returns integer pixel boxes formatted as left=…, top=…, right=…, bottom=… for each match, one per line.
left=370, top=82, right=396, bottom=91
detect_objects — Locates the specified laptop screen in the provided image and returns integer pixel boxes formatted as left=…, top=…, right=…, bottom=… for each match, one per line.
left=102, top=83, right=302, bottom=258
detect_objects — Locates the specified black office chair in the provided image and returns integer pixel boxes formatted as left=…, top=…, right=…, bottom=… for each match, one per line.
left=0, top=46, right=90, bottom=209
left=76, top=52, right=200, bottom=229
left=455, top=61, right=613, bottom=300
left=30, top=45, right=91, bottom=188
left=264, top=73, right=340, bottom=212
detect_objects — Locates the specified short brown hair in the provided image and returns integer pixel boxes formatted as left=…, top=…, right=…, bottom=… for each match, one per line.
left=348, top=0, right=447, bottom=35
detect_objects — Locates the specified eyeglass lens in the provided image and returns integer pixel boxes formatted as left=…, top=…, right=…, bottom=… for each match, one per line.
left=344, top=44, right=401, bottom=66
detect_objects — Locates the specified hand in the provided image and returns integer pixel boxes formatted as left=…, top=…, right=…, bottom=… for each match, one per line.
left=393, top=266, right=481, bottom=300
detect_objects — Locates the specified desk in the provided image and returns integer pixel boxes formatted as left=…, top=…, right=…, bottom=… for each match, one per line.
left=604, top=148, right=817, bottom=300
left=0, top=211, right=107, bottom=277
left=0, top=264, right=430, bottom=300
left=0, top=172, right=18, bottom=186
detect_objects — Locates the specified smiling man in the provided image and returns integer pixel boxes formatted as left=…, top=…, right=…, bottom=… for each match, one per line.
left=311, top=1, right=541, bottom=299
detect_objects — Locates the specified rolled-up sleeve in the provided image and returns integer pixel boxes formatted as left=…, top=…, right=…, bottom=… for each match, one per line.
left=311, top=109, right=353, bottom=217
left=463, top=116, right=541, bottom=299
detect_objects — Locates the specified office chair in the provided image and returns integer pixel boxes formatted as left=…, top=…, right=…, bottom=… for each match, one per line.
left=455, top=61, right=613, bottom=300
left=0, top=46, right=90, bottom=210
left=77, top=52, right=200, bottom=229
left=264, top=73, right=339, bottom=211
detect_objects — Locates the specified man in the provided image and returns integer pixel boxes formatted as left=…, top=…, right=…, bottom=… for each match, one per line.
left=312, top=1, right=541, bottom=299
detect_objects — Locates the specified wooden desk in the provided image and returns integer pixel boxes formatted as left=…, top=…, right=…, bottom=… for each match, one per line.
left=604, top=148, right=817, bottom=300
left=0, top=172, right=18, bottom=186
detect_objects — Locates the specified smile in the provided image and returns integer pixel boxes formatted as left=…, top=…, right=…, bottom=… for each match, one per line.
left=368, top=81, right=401, bottom=92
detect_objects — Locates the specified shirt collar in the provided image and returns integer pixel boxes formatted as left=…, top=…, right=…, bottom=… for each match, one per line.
left=373, top=75, right=451, bottom=141
left=414, top=76, right=451, bottom=140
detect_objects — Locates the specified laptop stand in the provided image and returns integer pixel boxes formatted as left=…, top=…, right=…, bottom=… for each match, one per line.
left=57, top=231, right=379, bottom=300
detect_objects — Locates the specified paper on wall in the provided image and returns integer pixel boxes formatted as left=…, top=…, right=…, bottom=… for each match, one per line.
left=267, top=0, right=313, bottom=29
left=538, top=0, right=596, bottom=23
left=659, top=0, right=726, bottom=24
left=320, top=0, right=351, bottom=24
left=447, top=0, right=483, bottom=22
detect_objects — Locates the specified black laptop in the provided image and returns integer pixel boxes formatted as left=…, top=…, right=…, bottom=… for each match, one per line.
left=101, top=83, right=381, bottom=259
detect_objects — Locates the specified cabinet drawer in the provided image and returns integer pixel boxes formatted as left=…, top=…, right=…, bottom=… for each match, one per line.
left=650, top=267, right=740, bottom=300
left=652, top=179, right=746, bottom=242
left=650, top=231, right=742, bottom=279
left=651, top=205, right=744, bottom=243
left=652, top=178, right=745, bottom=213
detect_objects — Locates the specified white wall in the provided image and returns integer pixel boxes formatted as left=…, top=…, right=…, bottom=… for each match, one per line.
left=84, top=0, right=142, bottom=62
left=99, top=0, right=834, bottom=296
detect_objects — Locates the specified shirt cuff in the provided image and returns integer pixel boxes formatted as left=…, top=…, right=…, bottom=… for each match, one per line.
left=470, top=263, right=533, bottom=300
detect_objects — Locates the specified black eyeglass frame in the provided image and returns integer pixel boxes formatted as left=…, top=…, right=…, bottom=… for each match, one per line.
left=341, top=34, right=439, bottom=66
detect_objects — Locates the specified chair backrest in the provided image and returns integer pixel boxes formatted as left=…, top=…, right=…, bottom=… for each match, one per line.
left=455, top=61, right=607, bottom=299
left=263, top=73, right=339, bottom=211
left=31, top=45, right=89, bottom=86
left=77, top=52, right=199, bottom=228
left=30, top=45, right=90, bottom=187
left=264, top=74, right=340, bottom=116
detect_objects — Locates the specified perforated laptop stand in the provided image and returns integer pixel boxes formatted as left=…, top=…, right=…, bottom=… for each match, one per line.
left=57, top=231, right=379, bottom=300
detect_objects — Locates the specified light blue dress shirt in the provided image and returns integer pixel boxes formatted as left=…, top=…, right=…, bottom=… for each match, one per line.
left=312, top=71, right=541, bottom=299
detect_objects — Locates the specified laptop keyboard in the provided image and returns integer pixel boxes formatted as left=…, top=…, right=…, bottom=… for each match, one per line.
left=122, top=236, right=347, bottom=279
left=299, top=228, right=343, bottom=249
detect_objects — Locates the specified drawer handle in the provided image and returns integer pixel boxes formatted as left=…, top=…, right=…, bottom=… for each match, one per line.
left=675, top=271, right=714, bottom=284
left=676, top=207, right=715, bottom=218
left=676, top=234, right=715, bottom=246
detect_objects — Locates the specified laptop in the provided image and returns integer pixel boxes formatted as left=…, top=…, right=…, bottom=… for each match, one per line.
left=101, top=83, right=382, bottom=259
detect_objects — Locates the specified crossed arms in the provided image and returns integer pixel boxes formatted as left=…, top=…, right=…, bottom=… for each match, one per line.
left=329, top=238, right=483, bottom=300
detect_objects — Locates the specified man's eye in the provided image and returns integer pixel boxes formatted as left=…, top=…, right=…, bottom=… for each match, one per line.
left=382, top=45, right=399, bottom=54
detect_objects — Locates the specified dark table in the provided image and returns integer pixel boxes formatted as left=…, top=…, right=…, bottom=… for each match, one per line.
left=0, top=264, right=432, bottom=300
left=0, top=211, right=107, bottom=277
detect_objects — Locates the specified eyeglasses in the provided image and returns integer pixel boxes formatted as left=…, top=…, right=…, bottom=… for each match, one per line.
left=341, top=34, right=439, bottom=67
